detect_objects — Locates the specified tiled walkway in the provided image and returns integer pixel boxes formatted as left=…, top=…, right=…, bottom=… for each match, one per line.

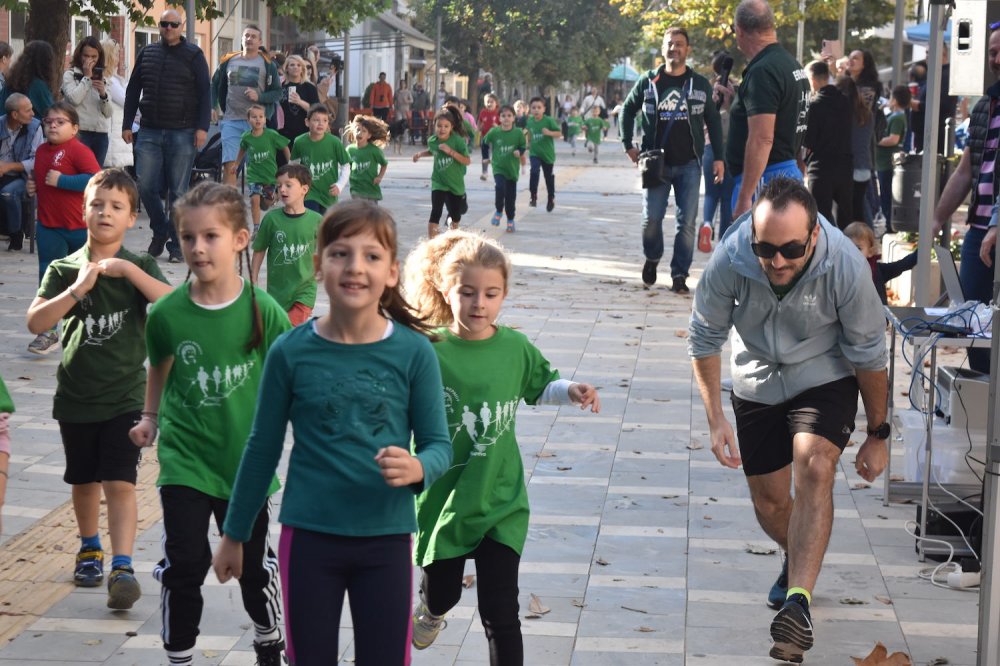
left=0, top=138, right=983, bottom=664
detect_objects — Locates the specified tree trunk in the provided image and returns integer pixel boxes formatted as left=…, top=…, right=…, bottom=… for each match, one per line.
left=26, top=0, right=71, bottom=66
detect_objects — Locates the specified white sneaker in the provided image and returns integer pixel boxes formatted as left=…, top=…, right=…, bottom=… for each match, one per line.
left=412, top=601, right=447, bottom=649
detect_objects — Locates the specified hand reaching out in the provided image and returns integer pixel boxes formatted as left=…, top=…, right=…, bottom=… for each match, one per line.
left=568, top=383, right=601, bottom=413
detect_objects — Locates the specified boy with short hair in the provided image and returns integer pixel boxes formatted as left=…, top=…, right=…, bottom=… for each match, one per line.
left=526, top=96, right=561, bottom=211
left=583, top=106, right=611, bottom=165
left=566, top=107, right=583, bottom=157
left=233, top=104, right=291, bottom=236
left=876, top=85, right=911, bottom=233
left=290, top=104, right=350, bottom=214
left=251, top=164, right=323, bottom=326
left=25, top=169, right=172, bottom=610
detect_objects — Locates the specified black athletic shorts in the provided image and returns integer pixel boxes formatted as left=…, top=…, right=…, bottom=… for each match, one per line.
left=731, top=376, right=859, bottom=476
left=60, top=410, right=143, bottom=485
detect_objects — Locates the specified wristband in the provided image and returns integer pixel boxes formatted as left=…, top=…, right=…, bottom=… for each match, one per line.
left=68, top=288, right=83, bottom=303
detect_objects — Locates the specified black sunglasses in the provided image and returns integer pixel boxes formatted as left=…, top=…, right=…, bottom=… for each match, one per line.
left=751, top=226, right=815, bottom=260
left=160, top=20, right=181, bottom=28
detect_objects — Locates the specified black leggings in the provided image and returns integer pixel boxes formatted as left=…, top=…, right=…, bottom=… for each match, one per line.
left=529, top=156, right=554, bottom=201
left=422, top=537, right=522, bottom=666
left=279, top=527, right=413, bottom=666
left=429, top=189, right=466, bottom=225
left=494, top=174, right=517, bottom=220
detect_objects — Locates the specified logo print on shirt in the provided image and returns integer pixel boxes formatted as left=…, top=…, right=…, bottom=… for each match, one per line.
left=272, top=230, right=310, bottom=266
left=175, top=340, right=256, bottom=408
left=445, top=389, right=519, bottom=458
left=802, top=294, right=818, bottom=309
left=82, top=309, right=129, bottom=346
left=658, top=91, right=689, bottom=119
left=53, top=149, right=66, bottom=167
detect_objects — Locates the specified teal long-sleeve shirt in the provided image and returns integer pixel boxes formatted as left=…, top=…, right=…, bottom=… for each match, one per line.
left=223, top=321, right=453, bottom=542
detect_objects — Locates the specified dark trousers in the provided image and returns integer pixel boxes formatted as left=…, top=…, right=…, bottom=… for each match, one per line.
left=877, top=169, right=894, bottom=230
left=154, top=485, right=281, bottom=653
left=429, top=189, right=465, bottom=225
left=852, top=179, right=872, bottom=225
left=494, top=174, right=517, bottom=220
left=373, top=107, right=390, bottom=122
left=528, top=156, right=554, bottom=201
left=808, top=166, right=854, bottom=230
left=960, top=225, right=993, bottom=373
left=422, top=537, right=522, bottom=666
left=279, top=527, right=412, bottom=666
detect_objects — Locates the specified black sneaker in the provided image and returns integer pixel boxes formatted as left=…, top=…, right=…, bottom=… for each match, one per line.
left=253, top=640, right=287, bottom=666
left=767, top=555, right=789, bottom=610
left=7, top=231, right=23, bottom=251
left=147, top=236, right=167, bottom=258
left=670, top=277, right=690, bottom=294
left=168, top=250, right=184, bottom=264
left=529, top=197, right=537, bottom=208
left=641, top=260, right=658, bottom=288
left=769, top=593, right=813, bottom=664
left=107, top=565, right=141, bottom=610
left=546, top=198, right=555, bottom=212
left=74, top=547, right=104, bottom=587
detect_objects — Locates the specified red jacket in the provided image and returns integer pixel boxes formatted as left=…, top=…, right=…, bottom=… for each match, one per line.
left=371, top=81, right=393, bottom=108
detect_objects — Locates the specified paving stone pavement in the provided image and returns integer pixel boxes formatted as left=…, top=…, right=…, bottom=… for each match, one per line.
left=0, top=135, right=982, bottom=665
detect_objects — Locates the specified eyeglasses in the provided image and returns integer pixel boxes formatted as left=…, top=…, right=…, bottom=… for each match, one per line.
left=991, top=21, right=1000, bottom=30
left=751, top=226, right=815, bottom=259
left=159, top=20, right=181, bottom=29
left=43, top=118, right=71, bottom=127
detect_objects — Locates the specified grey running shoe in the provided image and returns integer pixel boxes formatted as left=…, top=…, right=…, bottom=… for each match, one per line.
left=27, top=330, right=60, bottom=355
left=107, top=565, right=141, bottom=609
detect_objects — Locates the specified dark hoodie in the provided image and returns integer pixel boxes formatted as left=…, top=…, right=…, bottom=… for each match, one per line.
left=802, top=84, right=853, bottom=174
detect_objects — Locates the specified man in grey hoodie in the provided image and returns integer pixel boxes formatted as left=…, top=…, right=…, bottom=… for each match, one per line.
left=688, top=178, right=888, bottom=663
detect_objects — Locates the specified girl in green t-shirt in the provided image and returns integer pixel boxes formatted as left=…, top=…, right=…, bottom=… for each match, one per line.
left=343, top=114, right=389, bottom=203
left=483, top=106, right=527, bottom=233
left=412, top=105, right=471, bottom=239
left=129, top=182, right=291, bottom=666
left=0, top=374, right=12, bottom=536
left=404, top=231, right=602, bottom=663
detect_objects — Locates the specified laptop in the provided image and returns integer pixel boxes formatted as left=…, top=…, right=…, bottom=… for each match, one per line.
left=933, top=244, right=966, bottom=304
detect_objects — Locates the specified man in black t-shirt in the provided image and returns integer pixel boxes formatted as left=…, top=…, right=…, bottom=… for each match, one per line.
left=620, top=27, right=724, bottom=293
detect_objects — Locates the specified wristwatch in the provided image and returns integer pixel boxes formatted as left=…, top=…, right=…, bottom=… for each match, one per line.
left=867, top=422, right=890, bottom=440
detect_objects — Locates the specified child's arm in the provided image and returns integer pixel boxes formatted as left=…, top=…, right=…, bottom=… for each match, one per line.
left=412, top=149, right=431, bottom=162
left=441, top=142, right=471, bottom=166
left=97, top=259, right=172, bottom=303
left=250, top=249, right=266, bottom=285
left=537, top=378, right=601, bottom=412
left=374, top=163, right=387, bottom=185
left=281, top=146, right=291, bottom=163
left=129, top=358, right=173, bottom=449
left=46, top=171, right=94, bottom=191
left=396, top=343, right=452, bottom=491
left=331, top=162, right=351, bottom=197
left=229, top=148, right=246, bottom=175
left=543, top=127, right=562, bottom=138
left=879, top=250, right=919, bottom=282
left=26, top=261, right=102, bottom=334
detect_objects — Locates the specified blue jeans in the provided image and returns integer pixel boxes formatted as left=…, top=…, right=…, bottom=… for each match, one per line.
left=494, top=174, right=517, bottom=219
left=78, top=130, right=109, bottom=167
left=877, top=169, right=893, bottom=229
left=134, top=128, right=198, bottom=254
left=642, top=159, right=701, bottom=279
left=703, top=144, right=734, bottom=239
left=959, top=225, right=993, bottom=373
left=731, top=159, right=803, bottom=211
left=0, top=177, right=26, bottom=234
left=36, top=223, right=87, bottom=283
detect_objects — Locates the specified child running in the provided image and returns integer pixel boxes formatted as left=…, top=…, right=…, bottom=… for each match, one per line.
left=129, top=181, right=290, bottom=666
left=290, top=103, right=350, bottom=214
left=526, top=97, right=561, bottom=211
left=233, top=104, right=291, bottom=237
left=251, top=164, right=324, bottom=325
left=413, top=105, right=470, bottom=238
left=404, top=231, right=601, bottom=664
left=344, top=114, right=389, bottom=203
left=27, top=101, right=101, bottom=355
left=566, top=107, right=583, bottom=157
left=212, top=201, right=453, bottom=665
left=27, top=169, right=171, bottom=610
left=483, top=105, right=527, bottom=233
left=477, top=93, right=500, bottom=181
left=583, top=105, right=611, bottom=164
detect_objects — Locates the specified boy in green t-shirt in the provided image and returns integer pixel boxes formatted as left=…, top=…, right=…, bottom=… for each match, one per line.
left=583, top=106, right=611, bottom=165
left=251, top=164, right=323, bottom=326
left=526, top=96, right=562, bottom=211
left=25, top=169, right=172, bottom=610
left=876, top=85, right=911, bottom=232
left=234, top=105, right=291, bottom=238
left=290, top=104, right=351, bottom=215
left=566, top=107, right=584, bottom=156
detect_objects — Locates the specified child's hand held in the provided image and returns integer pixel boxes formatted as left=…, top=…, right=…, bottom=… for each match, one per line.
left=74, top=261, right=103, bottom=292
left=375, top=446, right=424, bottom=487
left=330, top=184, right=340, bottom=197
left=128, top=417, right=157, bottom=448
left=212, top=535, right=244, bottom=583
left=45, top=169, right=62, bottom=187
left=97, top=258, right=130, bottom=278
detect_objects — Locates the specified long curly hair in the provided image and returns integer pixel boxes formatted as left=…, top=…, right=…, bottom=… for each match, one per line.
left=8, top=40, right=59, bottom=99
left=343, top=114, right=390, bottom=148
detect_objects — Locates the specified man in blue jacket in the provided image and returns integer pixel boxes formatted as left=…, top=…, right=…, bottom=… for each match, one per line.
left=688, top=178, right=888, bottom=663
left=0, top=93, right=42, bottom=251
left=621, top=27, right=724, bottom=293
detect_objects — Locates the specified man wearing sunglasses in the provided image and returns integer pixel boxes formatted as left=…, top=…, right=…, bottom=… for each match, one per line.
left=688, top=178, right=888, bottom=664
left=123, top=8, right=211, bottom=264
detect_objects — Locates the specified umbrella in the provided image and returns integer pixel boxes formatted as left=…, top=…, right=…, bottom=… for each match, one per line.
left=905, top=20, right=952, bottom=44
left=608, top=63, right=640, bottom=81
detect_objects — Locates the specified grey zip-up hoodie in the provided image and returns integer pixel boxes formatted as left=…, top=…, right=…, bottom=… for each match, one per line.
left=688, top=212, right=887, bottom=405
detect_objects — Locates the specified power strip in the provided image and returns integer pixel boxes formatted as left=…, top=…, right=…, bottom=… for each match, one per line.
left=947, top=570, right=981, bottom=588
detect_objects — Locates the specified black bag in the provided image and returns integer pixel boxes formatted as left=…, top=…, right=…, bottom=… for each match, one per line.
left=639, top=149, right=667, bottom=188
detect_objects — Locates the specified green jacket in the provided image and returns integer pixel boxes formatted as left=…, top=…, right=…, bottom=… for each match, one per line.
left=211, top=51, right=282, bottom=119
left=620, top=64, right=723, bottom=165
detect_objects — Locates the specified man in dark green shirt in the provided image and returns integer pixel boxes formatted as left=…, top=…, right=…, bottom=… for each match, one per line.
left=728, top=0, right=810, bottom=218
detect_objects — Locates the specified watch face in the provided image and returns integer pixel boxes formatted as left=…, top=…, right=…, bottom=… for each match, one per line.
left=871, top=422, right=890, bottom=439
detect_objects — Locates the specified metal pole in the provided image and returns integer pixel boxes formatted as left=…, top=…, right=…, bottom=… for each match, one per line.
left=838, top=0, right=847, bottom=51
left=914, top=3, right=944, bottom=305
left=434, top=14, right=441, bottom=102
left=892, top=0, right=906, bottom=86
left=186, top=0, right=195, bottom=43
left=795, top=0, right=805, bottom=64
left=978, top=254, right=1000, bottom=664
left=338, top=31, right=350, bottom=131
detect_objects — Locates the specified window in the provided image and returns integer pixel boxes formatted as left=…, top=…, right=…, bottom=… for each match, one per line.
left=242, top=0, right=259, bottom=21
left=218, top=37, right=233, bottom=57
left=72, top=17, right=89, bottom=53
left=9, top=6, right=27, bottom=53
left=135, top=30, right=159, bottom=60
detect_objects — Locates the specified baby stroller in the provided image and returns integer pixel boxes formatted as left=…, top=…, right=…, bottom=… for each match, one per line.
left=190, top=128, right=223, bottom=186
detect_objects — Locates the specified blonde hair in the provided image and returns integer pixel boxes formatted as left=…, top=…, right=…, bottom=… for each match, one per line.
left=101, top=38, right=120, bottom=75
left=843, top=221, right=876, bottom=255
left=284, top=54, right=308, bottom=80
left=404, top=230, right=512, bottom=326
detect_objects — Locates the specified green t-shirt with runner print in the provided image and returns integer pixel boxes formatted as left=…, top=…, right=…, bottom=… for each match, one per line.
left=875, top=111, right=907, bottom=172
left=526, top=115, right=561, bottom=164
left=291, top=132, right=351, bottom=209
left=240, top=128, right=289, bottom=186
left=0, top=375, right=14, bottom=414
left=251, top=207, right=323, bottom=310
left=484, top=126, right=526, bottom=181
left=414, top=326, right=559, bottom=566
left=567, top=115, right=584, bottom=137
left=146, top=281, right=290, bottom=499
left=584, top=117, right=610, bottom=145
left=428, top=133, right=469, bottom=195
left=347, top=143, right=388, bottom=200
left=39, top=246, right=169, bottom=423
